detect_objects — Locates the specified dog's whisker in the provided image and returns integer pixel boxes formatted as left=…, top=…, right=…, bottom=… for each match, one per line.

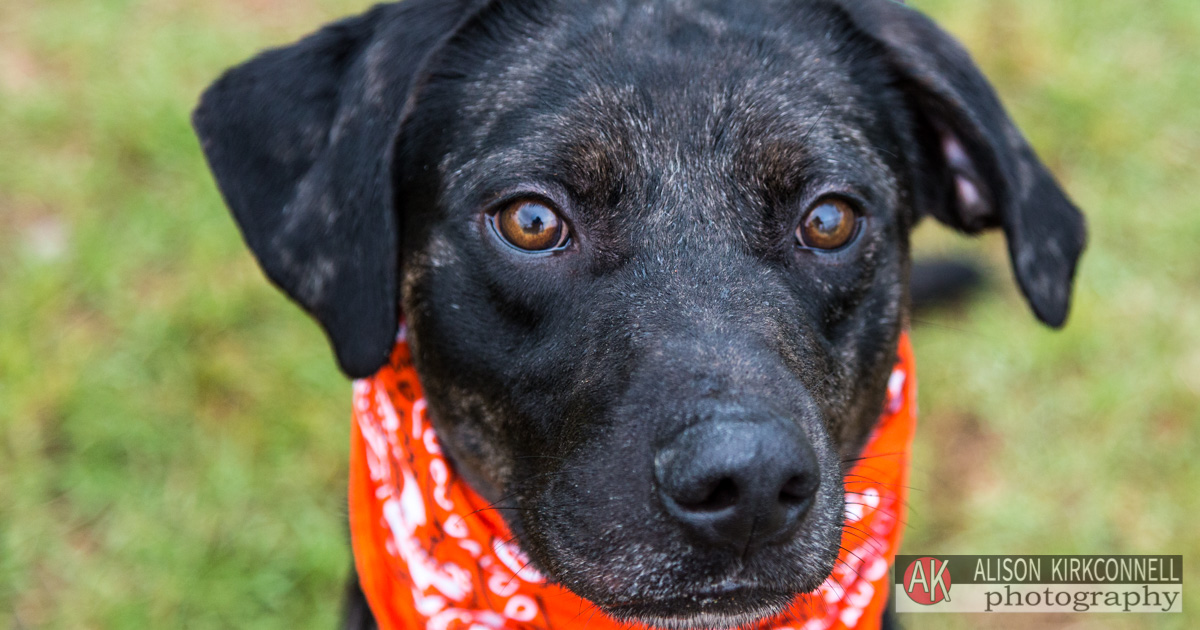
left=842, top=475, right=923, bottom=494
left=841, top=462, right=905, bottom=479
left=840, top=526, right=887, bottom=555
left=841, top=450, right=907, bottom=465
left=835, top=547, right=871, bottom=585
left=500, top=558, right=537, bottom=593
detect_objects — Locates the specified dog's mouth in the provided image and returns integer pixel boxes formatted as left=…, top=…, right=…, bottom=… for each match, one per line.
left=600, top=582, right=799, bottom=630
left=510, top=416, right=847, bottom=630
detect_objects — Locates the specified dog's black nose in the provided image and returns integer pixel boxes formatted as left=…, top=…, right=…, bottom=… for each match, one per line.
left=654, top=421, right=819, bottom=552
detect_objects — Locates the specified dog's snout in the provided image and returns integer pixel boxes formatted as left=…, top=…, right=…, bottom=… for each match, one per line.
left=654, top=421, right=819, bottom=552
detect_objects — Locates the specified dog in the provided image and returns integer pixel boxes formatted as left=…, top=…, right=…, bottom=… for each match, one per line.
left=193, top=0, right=1085, bottom=628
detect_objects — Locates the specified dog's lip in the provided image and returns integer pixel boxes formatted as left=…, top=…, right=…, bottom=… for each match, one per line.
left=599, top=582, right=797, bottom=627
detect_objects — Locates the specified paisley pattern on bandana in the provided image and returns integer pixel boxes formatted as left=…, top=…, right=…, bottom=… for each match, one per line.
left=349, top=330, right=917, bottom=630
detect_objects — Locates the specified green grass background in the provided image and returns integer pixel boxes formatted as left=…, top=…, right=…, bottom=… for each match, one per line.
left=1, top=0, right=1196, bottom=628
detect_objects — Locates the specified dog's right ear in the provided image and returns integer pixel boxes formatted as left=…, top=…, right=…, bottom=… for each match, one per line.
left=193, top=1, right=481, bottom=378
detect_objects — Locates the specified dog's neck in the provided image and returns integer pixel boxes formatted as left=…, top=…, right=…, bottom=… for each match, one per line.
left=348, top=329, right=917, bottom=630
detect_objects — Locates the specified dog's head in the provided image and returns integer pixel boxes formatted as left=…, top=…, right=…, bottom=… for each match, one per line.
left=194, top=0, right=1084, bottom=626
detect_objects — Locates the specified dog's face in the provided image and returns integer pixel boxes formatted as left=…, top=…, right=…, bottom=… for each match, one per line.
left=194, top=0, right=1084, bottom=627
left=399, top=5, right=915, bottom=621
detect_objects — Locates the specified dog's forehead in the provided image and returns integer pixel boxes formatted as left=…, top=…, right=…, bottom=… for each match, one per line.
left=426, top=0, right=898, bottom=233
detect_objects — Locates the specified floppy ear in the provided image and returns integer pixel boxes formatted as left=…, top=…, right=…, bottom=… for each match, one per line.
left=193, top=0, right=481, bottom=377
left=835, top=0, right=1087, bottom=327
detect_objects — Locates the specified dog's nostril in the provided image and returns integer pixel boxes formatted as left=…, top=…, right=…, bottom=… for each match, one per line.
left=679, top=477, right=740, bottom=513
left=779, top=475, right=816, bottom=506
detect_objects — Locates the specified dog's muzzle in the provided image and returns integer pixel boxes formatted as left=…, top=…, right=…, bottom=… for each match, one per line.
left=347, top=329, right=917, bottom=630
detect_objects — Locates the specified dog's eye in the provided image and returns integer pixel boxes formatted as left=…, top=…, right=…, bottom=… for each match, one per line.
left=796, top=198, right=860, bottom=251
left=492, top=200, right=569, bottom=252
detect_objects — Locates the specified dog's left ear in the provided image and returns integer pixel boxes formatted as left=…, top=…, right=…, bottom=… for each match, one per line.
left=836, top=0, right=1087, bottom=327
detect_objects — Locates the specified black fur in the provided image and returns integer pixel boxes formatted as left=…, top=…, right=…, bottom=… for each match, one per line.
left=909, top=258, right=984, bottom=310
left=194, top=1, right=1085, bottom=628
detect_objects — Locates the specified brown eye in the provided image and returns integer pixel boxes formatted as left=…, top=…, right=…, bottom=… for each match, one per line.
left=796, top=198, right=860, bottom=250
left=493, top=200, right=569, bottom=252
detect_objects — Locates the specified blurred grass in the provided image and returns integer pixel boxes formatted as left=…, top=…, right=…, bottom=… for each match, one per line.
left=0, top=0, right=1196, bottom=628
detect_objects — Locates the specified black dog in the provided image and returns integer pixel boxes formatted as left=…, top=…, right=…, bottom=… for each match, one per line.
left=194, top=0, right=1085, bottom=627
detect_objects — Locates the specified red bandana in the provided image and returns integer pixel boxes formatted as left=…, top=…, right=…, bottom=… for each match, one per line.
left=349, top=330, right=916, bottom=630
